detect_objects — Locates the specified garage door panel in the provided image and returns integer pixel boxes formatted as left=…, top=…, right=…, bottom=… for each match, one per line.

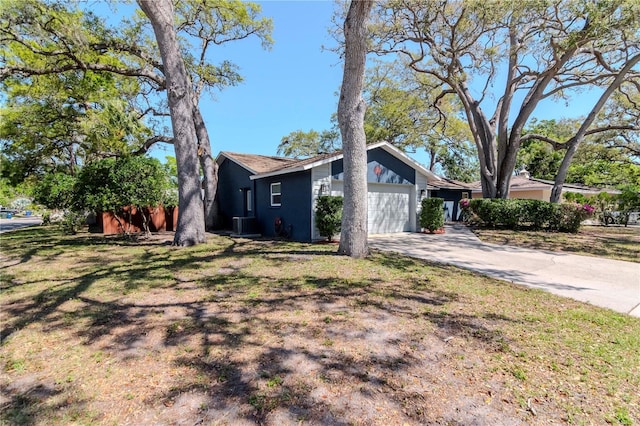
left=367, top=184, right=411, bottom=234
left=330, top=181, right=411, bottom=234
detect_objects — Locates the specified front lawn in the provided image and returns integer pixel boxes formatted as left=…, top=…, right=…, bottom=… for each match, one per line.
left=473, top=225, right=640, bottom=263
left=1, top=227, right=638, bottom=425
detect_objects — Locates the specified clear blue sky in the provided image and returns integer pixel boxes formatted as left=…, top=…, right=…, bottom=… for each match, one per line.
left=150, top=1, right=344, bottom=161
left=141, top=1, right=599, bottom=168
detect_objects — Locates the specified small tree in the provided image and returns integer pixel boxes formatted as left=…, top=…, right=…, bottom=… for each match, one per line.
left=420, top=198, right=444, bottom=233
left=315, top=196, right=343, bottom=242
left=33, top=173, right=77, bottom=211
left=74, top=156, right=170, bottom=236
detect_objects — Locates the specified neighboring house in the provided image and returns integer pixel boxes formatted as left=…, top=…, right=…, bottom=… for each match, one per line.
left=471, top=169, right=621, bottom=201
left=216, top=141, right=472, bottom=242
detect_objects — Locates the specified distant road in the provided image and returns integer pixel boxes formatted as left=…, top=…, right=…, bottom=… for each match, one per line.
left=0, top=217, right=43, bottom=234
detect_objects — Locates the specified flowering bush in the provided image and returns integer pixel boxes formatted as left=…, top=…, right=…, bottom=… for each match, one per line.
left=582, top=204, right=595, bottom=215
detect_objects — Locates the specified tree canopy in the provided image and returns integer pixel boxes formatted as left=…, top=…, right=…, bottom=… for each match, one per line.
left=373, top=0, right=640, bottom=199
left=1, top=0, right=273, bottom=243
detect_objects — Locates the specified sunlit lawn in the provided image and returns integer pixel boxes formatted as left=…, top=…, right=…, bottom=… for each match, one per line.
left=1, top=226, right=638, bottom=425
left=474, top=225, right=640, bottom=263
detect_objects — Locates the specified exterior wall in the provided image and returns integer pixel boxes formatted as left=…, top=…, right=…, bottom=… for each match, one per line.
left=472, top=189, right=550, bottom=202
left=254, top=170, right=312, bottom=241
left=311, top=163, right=332, bottom=240
left=510, top=189, right=551, bottom=201
left=217, top=158, right=255, bottom=229
left=430, top=189, right=469, bottom=222
left=415, top=171, right=428, bottom=221
left=331, top=147, right=416, bottom=185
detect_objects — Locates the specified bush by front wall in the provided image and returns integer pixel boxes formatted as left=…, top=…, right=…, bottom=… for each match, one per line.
left=463, top=198, right=592, bottom=233
left=420, top=197, right=445, bottom=232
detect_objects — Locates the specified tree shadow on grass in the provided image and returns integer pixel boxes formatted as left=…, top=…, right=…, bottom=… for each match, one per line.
left=0, top=382, right=90, bottom=426
left=1, top=233, right=527, bottom=424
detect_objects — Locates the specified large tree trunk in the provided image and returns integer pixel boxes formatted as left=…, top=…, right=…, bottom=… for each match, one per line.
left=337, top=0, right=373, bottom=259
left=550, top=53, right=640, bottom=203
left=192, top=103, right=219, bottom=230
left=138, top=0, right=206, bottom=246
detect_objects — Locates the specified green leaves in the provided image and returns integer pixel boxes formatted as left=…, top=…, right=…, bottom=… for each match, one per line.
left=74, top=156, right=171, bottom=214
left=32, top=173, right=77, bottom=210
left=315, top=195, right=343, bottom=242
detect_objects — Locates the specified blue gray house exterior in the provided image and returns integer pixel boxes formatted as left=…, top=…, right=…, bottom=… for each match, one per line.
left=215, top=142, right=471, bottom=241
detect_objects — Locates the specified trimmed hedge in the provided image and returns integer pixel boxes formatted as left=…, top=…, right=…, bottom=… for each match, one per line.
left=462, top=198, right=592, bottom=233
left=420, top=197, right=445, bottom=232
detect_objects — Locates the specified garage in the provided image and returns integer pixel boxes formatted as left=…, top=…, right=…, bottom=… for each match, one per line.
left=331, top=181, right=414, bottom=234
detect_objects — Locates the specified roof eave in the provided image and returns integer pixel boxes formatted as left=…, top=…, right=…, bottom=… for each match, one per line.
left=216, top=152, right=258, bottom=175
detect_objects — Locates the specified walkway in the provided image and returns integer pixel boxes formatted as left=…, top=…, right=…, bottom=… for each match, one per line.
left=369, top=225, right=640, bottom=317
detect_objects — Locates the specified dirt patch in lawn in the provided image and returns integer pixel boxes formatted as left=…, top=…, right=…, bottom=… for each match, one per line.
left=1, top=229, right=638, bottom=425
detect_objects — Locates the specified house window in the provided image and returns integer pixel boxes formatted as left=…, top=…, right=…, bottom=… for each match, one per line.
left=270, top=182, right=281, bottom=206
left=461, top=192, right=469, bottom=199
left=246, top=189, right=252, bottom=212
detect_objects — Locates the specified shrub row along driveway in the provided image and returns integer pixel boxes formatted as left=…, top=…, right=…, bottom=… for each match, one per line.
left=369, top=225, right=640, bottom=317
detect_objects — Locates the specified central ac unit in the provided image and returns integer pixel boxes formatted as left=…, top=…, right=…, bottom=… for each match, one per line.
left=232, top=216, right=257, bottom=235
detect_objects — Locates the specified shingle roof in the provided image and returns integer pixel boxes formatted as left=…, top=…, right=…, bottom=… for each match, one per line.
left=218, top=152, right=297, bottom=174
left=218, top=142, right=439, bottom=181
left=470, top=175, right=621, bottom=194
left=431, top=177, right=474, bottom=190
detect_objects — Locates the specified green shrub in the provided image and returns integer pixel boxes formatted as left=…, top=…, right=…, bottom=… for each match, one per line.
left=60, top=211, right=85, bottom=235
left=420, top=198, right=444, bottom=232
left=315, top=195, right=343, bottom=242
left=467, top=199, right=519, bottom=228
left=465, top=198, right=593, bottom=233
left=549, top=203, right=592, bottom=233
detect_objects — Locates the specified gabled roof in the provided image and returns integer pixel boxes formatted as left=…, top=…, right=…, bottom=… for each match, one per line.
left=216, top=142, right=438, bottom=179
left=429, top=176, right=474, bottom=190
left=246, top=141, right=439, bottom=181
left=216, top=152, right=296, bottom=174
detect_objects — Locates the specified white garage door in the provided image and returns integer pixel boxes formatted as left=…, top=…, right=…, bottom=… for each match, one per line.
left=331, top=181, right=412, bottom=234
left=367, top=183, right=411, bottom=234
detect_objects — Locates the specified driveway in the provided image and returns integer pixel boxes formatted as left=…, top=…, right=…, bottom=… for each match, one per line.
left=369, top=225, right=640, bottom=317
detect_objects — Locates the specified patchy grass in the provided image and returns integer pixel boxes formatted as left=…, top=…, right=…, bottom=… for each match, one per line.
left=1, top=226, right=639, bottom=425
left=473, top=225, right=640, bottom=263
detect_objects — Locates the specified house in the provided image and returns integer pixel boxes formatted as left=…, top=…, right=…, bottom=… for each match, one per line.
left=215, top=141, right=472, bottom=241
left=471, top=169, right=621, bottom=201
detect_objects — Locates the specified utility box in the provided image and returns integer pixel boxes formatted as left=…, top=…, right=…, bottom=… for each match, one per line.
left=232, top=217, right=258, bottom=235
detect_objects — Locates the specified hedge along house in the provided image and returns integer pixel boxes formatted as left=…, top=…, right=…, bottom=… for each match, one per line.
left=215, top=141, right=470, bottom=242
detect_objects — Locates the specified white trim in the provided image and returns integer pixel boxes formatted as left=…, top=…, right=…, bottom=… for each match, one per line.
left=270, top=182, right=282, bottom=207
left=250, top=141, right=438, bottom=181
left=216, top=152, right=259, bottom=174
left=246, top=189, right=253, bottom=212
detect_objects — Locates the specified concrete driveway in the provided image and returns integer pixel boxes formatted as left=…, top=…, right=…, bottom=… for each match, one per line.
left=369, top=225, right=640, bottom=317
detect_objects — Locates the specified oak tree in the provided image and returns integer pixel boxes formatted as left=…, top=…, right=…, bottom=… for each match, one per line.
left=376, top=0, right=640, bottom=199
left=337, top=0, right=373, bottom=259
